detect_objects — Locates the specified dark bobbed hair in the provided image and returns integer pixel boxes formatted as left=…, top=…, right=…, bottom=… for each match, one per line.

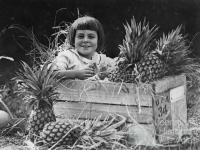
left=68, top=16, right=105, bottom=52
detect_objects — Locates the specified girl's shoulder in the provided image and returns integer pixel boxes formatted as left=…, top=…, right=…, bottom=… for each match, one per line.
left=56, top=48, right=76, bottom=58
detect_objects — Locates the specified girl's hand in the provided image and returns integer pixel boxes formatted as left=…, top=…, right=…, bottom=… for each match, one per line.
left=76, top=67, right=95, bottom=80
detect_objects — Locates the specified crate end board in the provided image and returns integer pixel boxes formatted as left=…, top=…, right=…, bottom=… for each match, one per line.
left=153, top=74, right=186, bottom=93
left=153, top=84, right=187, bottom=135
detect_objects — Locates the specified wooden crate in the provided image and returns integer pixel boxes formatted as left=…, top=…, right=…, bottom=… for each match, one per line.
left=54, top=74, right=187, bottom=142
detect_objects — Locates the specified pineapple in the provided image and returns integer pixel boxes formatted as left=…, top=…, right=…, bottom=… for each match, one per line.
left=15, top=61, right=62, bottom=136
left=153, top=26, right=193, bottom=77
left=133, top=52, right=166, bottom=83
left=40, top=114, right=127, bottom=149
left=41, top=121, right=81, bottom=147
left=108, top=17, right=159, bottom=83
left=109, top=16, right=192, bottom=83
left=131, top=25, right=191, bottom=83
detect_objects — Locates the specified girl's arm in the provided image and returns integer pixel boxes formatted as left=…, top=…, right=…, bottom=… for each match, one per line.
left=52, top=50, right=95, bottom=80
left=58, top=67, right=95, bottom=80
left=58, top=70, right=79, bottom=79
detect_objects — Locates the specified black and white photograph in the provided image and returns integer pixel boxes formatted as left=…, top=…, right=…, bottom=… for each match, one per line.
left=0, top=0, right=200, bottom=149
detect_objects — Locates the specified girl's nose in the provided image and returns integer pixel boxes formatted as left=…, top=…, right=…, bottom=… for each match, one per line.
left=83, top=36, right=88, bottom=42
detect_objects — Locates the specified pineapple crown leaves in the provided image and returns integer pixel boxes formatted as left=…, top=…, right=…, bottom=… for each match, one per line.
left=76, top=114, right=128, bottom=149
left=155, top=25, right=200, bottom=77
left=119, top=16, right=158, bottom=64
left=155, top=25, right=184, bottom=58
left=15, top=61, right=62, bottom=108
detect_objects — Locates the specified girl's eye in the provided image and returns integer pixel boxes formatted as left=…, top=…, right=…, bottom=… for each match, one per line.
left=88, top=35, right=95, bottom=39
left=77, top=35, right=84, bottom=39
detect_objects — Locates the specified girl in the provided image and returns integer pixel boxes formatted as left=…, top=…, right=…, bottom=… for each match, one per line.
left=52, top=16, right=115, bottom=80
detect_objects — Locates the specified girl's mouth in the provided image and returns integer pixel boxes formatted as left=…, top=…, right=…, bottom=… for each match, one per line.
left=81, top=45, right=91, bottom=48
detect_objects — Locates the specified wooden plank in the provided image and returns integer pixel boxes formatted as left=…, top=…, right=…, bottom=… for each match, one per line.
left=57, top=75, right=186, bottom=106
left=57, top=80, right=153, bottom=106
left=153, top=91, right=172, bottom=135
left=170, top=85, right=187, bottom=129
left=54, top=102, right=91, bottom=120
left=90, top=103, right=153, bottom=123
left=54, top=101, right=153, bottom=124
left=153, top=84, right=187, bottom=136
left=153, top=74, right=186, bottom=93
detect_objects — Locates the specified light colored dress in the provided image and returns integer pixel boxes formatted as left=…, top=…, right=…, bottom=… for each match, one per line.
left=51, top=46, right=116, bottom=80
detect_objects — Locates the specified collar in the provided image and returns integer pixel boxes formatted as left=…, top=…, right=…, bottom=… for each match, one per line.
left=68, top=49, right=100, bottom=65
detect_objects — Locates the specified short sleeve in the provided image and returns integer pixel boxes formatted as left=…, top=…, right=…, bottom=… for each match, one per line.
left=51, top=51, right=71, bottom=71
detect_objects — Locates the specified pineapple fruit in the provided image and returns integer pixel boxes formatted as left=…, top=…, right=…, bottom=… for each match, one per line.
left=154, top=26, right=193, bottom=77
left=41, top=121, right=81, bottom=147
left=28, top=106, right=56, bottom=136
left=108, top=17, right=159, bottom=83
left=109, top=17, right=192, bottom=83
left=40, top=114, right=127, bottom=149
left=15, top=61, right=62, bottom=136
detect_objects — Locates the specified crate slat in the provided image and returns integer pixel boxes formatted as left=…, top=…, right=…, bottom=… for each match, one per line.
left=54, top=101, right=153, bottom=124
left=58, top=80, right=153, bottom=106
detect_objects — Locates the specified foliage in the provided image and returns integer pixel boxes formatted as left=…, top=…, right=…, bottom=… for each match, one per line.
left=14, top=61, right=63, bottom=110
left=119, top=16, right=158, bottom=64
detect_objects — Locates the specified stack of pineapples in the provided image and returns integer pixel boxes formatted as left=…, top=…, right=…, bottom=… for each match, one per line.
left=108, top=17, right=199, bottom=83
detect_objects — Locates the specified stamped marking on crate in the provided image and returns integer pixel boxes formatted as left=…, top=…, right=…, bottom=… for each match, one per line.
left=154, top=92, right=172, bottom=134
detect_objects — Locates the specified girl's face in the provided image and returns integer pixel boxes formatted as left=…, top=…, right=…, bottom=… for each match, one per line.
left=75, top=30, right=98, bottom=59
